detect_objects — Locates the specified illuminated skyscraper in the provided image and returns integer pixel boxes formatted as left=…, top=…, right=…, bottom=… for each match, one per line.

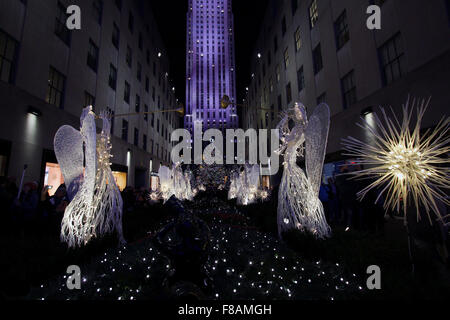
left=185, top=0, right=238, bottom=132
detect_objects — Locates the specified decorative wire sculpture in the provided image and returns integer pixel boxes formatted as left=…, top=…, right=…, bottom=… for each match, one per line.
left=276, top=103, right=331, bottom=239
left=228, top=164, right=264, bottom=205
left=156, top=163, right=196, bottom=203
left=55, top=107, right=124, bottom=247
left=342, top=98, right=450, bottom=226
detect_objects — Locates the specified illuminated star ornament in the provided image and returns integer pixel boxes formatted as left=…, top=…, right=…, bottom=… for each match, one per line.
left=343, top=98, right=450, bottom=225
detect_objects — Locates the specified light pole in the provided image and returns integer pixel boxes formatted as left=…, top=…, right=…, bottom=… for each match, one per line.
left=97, top=104, right=185, bottom=119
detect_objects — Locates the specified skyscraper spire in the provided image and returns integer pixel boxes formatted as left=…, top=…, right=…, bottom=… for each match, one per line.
left=185, top=0, right=239, bottom=133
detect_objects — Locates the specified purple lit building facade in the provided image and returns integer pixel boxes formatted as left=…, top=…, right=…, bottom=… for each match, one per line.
left=184, top=0, right=239, bottom=133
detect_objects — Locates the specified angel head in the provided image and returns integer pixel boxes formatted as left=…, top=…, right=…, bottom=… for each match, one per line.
left=292, top=102, right=308, bottom=126
left=80, top=106, right=93, bottom=125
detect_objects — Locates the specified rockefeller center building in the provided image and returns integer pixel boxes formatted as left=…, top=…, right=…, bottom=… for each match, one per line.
left=242, top=0, right=450, bottom=172
left=0, top=0, right=181, bottom=191
left=184, top=0, right=239, bottom=133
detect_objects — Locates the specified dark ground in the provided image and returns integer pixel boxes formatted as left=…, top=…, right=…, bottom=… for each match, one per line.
left=1, top=191, right=449, bottom=300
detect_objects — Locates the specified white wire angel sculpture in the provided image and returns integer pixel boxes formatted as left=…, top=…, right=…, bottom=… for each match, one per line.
left=228, top=164, right=262, bottom=205
left=276, top=102, right=331, bottom=239
left=156, top=163, right=195, bottom=202
left=158, top=165, right=174, bottom=202
left=54, top=107, right=124, bottom=247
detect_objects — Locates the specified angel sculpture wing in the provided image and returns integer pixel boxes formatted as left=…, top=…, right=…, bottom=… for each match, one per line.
left=54, top=125, right=84, bottom=201
left=305, top=103, right=330, bottom=197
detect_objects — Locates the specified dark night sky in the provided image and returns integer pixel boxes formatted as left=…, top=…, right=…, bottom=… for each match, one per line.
left=150, top=0, right=269, bottom=106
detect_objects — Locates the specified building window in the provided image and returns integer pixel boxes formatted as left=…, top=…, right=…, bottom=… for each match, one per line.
left=109, top=64, right=117, bottom=90
left=84, top=91, right=95, bottom=108
left=134, top=128, right=139, bottom=146
left=145, top=76, right=149, bottom=92
left=137, top=63, right=142, bottom=81
left=122, top=120, right=128, bottom=141
left=317, top=92, right=326, bottom=105
left=126, top=46, right=132, bottom=67
left=138, top=32, right=143, bottom=51
left=334, top=10, right=349, bottom=50
left=312, top=43, right=323, bottom=74
left=297, top=66, right=305, bottom=92
left=291, top=0, right=298, bottom=15
left=309, top=0, right=319, bottom=29
left=274, top=36, right=278, bottom=52
left=0, top=29, right=18, bottom=83
left=115, top=0, right=122, bottom=10
left=284, top=48, right=290, bottom=69
left=286, top=83, right=292, bottom=104
left=144, top=104, right=149, bottom=121
left=294, top=27, right=302, bottom=51
left=373, top=0, right=387, bottom=6
left=92, top=0, right=103, bottom=24
left=124, top=81, right=130, bottom=103
left=112, top=23, right=120, bottom=49
left=278, top=94, right=282, bottom=111
left=55, top=2, right=71, bottom=45
left=87, top=39, right=99, bottom=72
left=276, top=64, right=281, bottom=82
left=135, top=94, right=140, bottom=113
left=46, top=67, right=65, bottom=109
left=341, top=70, right=357, bottom=109
left=281, top=16, right=287, bottom=36
left=143, top=134, right=147, bottom=151
left=128, top=12, right=134, bottom=33
left=378, top=33, right=405, bottom=86
left=446, top=0, right=450, bottom=26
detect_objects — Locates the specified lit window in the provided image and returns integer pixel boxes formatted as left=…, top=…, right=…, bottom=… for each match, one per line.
left=294, top=27, right=302, bottom=51
left=309, top=0, right=319, bottom=29
left=284, top=48, right=290, bottom=69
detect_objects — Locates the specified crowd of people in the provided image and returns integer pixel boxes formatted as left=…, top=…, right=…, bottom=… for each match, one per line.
left=0, top=177, right=69, bottom=233
left=319, top=166, right=386, bottom=233
left=0, top=177, right=157, bottom=235
left=1, top=168, right=447, bottom=248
